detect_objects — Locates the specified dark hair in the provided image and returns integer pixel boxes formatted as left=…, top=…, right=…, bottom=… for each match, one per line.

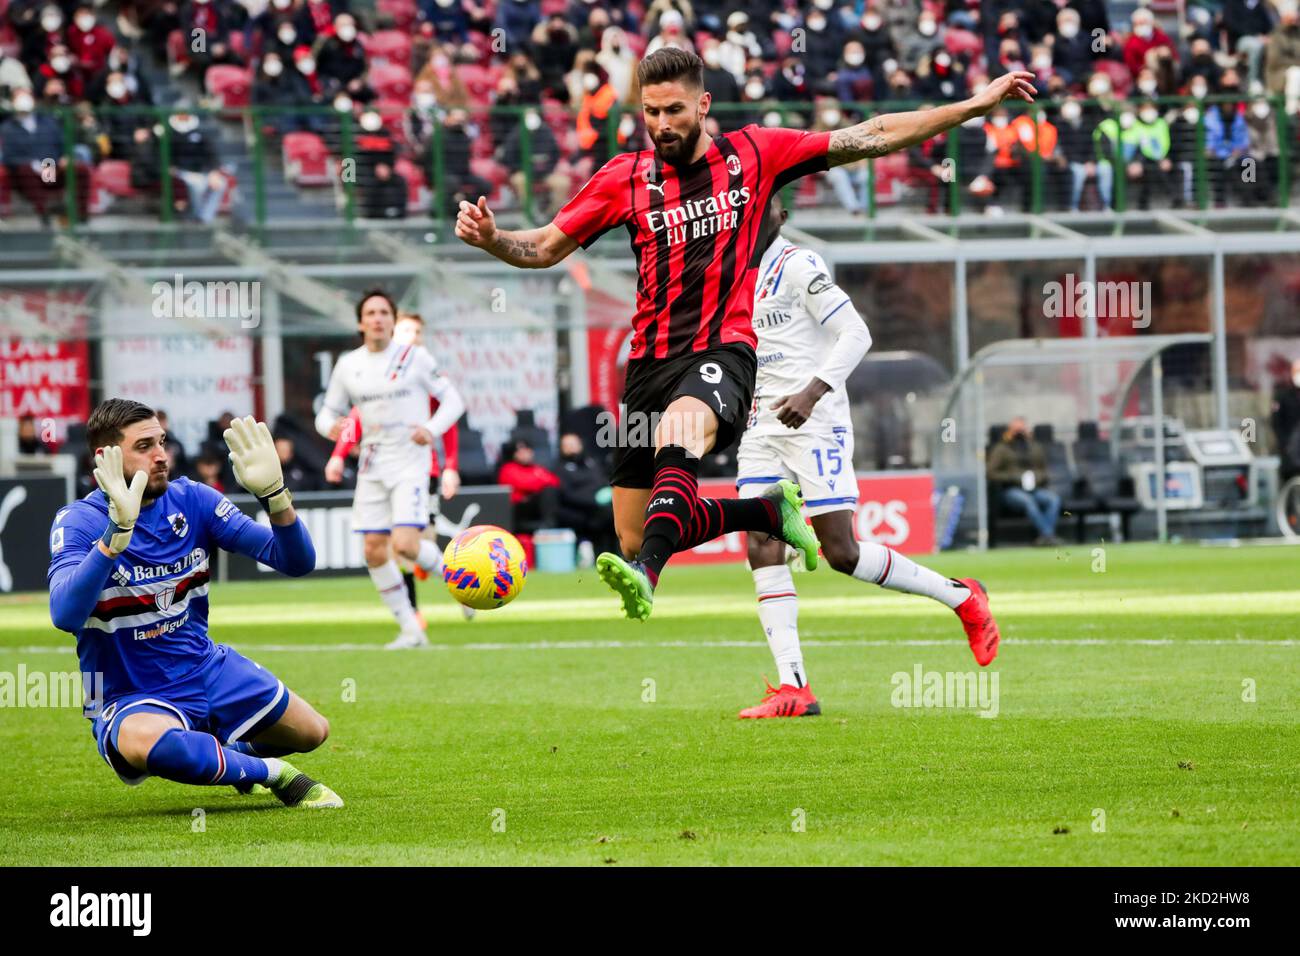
left=637, top=47, right=704, bottom=91
left=86, top=398, right=157, bottom=454
left=355, top=288, right=398, bottom=322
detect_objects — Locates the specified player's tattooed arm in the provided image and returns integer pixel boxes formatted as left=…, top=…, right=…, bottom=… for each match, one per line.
left=455, top=196, right=578, bottom=268
left=826, top=70, right=1037, bottom=168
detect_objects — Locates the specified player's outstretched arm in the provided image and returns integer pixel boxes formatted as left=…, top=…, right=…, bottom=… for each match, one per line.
left=454, top=196, right=579, bottom=269
left=827, top=71, right=1036, bottom=167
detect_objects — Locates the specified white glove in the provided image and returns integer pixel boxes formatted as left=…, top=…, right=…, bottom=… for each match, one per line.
left=223, top=415, right=292, bottom=515
left=93, top=444, right=147, bottom=555
left=439, top=468, right=460, bottom=500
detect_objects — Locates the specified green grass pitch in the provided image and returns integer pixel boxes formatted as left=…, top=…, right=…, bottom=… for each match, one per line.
left=1, top=542, right=1296, bottom=866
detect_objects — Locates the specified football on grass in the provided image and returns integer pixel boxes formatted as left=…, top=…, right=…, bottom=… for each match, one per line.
left=443, top=525, right=528, bottom=610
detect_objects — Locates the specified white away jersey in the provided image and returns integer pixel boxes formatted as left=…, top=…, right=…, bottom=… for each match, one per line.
left=320, top=340, right=453, bottom=474
left=748, top=237, right=859, bottom=436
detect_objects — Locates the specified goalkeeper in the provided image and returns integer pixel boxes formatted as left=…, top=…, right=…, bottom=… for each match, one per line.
left=46, top=399, right=342, bottom=809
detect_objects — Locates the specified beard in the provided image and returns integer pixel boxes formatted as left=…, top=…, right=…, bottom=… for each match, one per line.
left=652, top=119, right=702, bottom=167
left=143, top=470, right=170, bottom=503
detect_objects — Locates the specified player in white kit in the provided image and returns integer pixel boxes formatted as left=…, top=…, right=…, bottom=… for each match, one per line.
left=735, top=196, right=1001, bottom=718
left=315, top=289, right=466, bottom=649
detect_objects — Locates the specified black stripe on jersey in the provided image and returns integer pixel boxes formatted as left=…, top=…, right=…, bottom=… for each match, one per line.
left=704, top=134, right=748, bottom=349
left=773, top=154, right=830, bottom=193
left=626, top=151, right=647, bottom=349
left=648, top=154, right=670, bottom=357
left=666, top=152, right=721, bottom=355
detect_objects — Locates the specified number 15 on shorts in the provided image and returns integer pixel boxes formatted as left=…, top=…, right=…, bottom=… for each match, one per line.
left=811, top=447, right=843, bottom=477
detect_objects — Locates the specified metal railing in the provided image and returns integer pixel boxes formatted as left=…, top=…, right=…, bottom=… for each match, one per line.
left=6, top=96, right=1294, bottom=230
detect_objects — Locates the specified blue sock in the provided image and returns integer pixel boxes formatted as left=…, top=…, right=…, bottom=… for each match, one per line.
left=146, top=728, right=273, bottom=786
left=229, top=740, right=295, bottom=758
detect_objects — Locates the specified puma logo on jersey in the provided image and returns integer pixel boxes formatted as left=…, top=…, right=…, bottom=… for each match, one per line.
left=645, top=181, right=665, bottom=196
left=713, top=390, right=727, bottom=414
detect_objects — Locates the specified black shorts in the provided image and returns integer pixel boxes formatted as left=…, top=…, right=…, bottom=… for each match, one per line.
left=609, top=343, right=757, bottom=488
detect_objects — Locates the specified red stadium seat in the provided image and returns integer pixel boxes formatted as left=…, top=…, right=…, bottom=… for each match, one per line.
left=1094, top=58, right=1133, bottom=97
left=206, top=65, right=252, bottom=110
left=369, top=62, right=413, bottom=102
left=944, top=28, right=983, bottom=60
left=773, top=30, right=793, bottom=59
left=363, top=30, right=412, bottom=68
left=458, top=63, right=499, bottom=105
left=375, top=0, right=417, bottom=31
left=394, top=157, right=429, bottom=213
left=469, top=156, right=508, bottom=189
left=166, top=29, right=188, bottom=68
left=0, top=164, right=11, bottom=217
left=228, top=29, right=248, bottom=61
left=282, top=131, right=332, bottom=186
left=88, top=160, right=136, bottom=214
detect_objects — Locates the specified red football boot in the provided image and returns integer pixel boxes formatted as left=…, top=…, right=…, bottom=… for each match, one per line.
left=738, top=679, right=821, bottom=719
left=412, top=564, right=430, bottom=581
left=954, top=578, right=1000, bottom=666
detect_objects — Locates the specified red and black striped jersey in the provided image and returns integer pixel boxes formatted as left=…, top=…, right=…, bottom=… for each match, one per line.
left=553, top=125, right=831, bottom=361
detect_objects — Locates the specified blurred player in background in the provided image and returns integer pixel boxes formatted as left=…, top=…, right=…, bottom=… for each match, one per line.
left=325, top=310, right=473, bottom=624
left=735, top=196, right=1001, bottom=719
left=316, top=290, right=466, bottom=648
left=48, top=399, right=342, bottom=808
left=455, top=47, right=1034, bottom=621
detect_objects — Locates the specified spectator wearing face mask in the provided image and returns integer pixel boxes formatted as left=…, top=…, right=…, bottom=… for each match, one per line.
left=250, top=0, right=297, bottom=52
left=574, top=60, right=619, bottom=166
left=498, top=108, right=570, bottom=217
left=984, top=7, right=1028, bottom=79
left=315, top=13, right=367, bottom=95
left=100, top=71, right=152, bottom=158
left=1123, top=9, right=1173, bottom=80
left=0, top=87, right=90, bottom=224
left=986, top=106, right=1032, bottom=211
left=88, top=45, right=154, bottom=106
left=897, top=8, right=943, bottom=74
left=1052, top=8, right=1095, bottom=87
left=168, top=106, right=227, bottom=223
left=19, top=4, right=65, bottom=75
left=817, top=101, right=868, bottom=214
left=699, top=38, right=740, bottom=106
left=415, top=45, right=470, bottom=111
left=1055, top=96, right=1112, bottom=210
left=1241, top=97, right=1279, bottom=205
left=769, top=54, right=811, bottom=103
left=555, top=433, right=617, bottom=558
left=360, top=159, right=409, bottom=219
left=836, top=40, right=874, bottom=103
left=1224, top=0, right=1277, bottom=86
left=1124, top=100, right=1174, bottom=211
left=1266, top=3, right=1300, bottom=115
left=181, top=0, right=240, bottom=84
left=253, top=51, right=315, bottom=135
left=0, top=51, right=33, bottom=112
left=440, top=107, right=493, bottom=215
left=35, top=43, right=86, bottom=100
left=66, top=5, right=114, bottom=77
left=852, top=7, right=896, bottom=93
left=801, top=3, right=846, bottom=79
left=532, top=13, right=581, bottom=97
left=595, top=26, right=636, bottom=102
left=1168, top=101, right=1202, bottom=207
left=1204, top=72, right=1251, bottom=206
left=913, top=48, right=966, bottom=103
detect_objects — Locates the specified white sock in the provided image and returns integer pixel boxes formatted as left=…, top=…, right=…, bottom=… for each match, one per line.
left=415, top=539, right=444, bottom=576
left=369, top=560, right=422, bottom=632
left=752, top=564, right=806, bottom=688
left=263, top=757, right=285, bottom=784
left=852, top=542, right=970, bottom=609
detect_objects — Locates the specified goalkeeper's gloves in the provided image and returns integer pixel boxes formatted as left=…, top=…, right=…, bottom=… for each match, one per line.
left=92, top=445, right=147, bottom=555
left=223, top=415, right=293, bottom=515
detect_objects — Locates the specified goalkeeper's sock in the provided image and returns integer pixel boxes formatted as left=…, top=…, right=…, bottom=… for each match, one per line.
left=852, top=542, right=970, bottom=609
left=415, top=539, right=444, bottom=577
left=369, top=559, right=422, bottom=632
left=403, top=570, right=418, bottom=610
left=145, top=728, right=275, bottom=786
left=753, top=564, right=805, bottom=688
left=228, top=739, right=295, bottom=758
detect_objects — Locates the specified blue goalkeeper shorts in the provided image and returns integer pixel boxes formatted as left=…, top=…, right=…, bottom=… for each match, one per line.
left=90, top=644, right=290, bottom=785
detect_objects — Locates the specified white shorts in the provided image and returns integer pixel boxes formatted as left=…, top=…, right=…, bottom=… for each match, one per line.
left=736, top=424, right=857, bottom=517
left=352, top=466, right=430, bottom=533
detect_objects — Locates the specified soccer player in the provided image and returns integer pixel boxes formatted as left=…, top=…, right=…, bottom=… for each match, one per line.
left=315, top=289, right=466, bottom=648
left=324, top=310, right=473, bottom=624
left=47, top=399, right=342, bottom=808
left=455, top=47, right=1034, bottom=620
left=735, top=195, right=1001, bottom=719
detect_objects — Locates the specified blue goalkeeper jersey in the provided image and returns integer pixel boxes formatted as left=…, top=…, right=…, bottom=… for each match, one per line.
left=47, top=476, right=315, bottom=704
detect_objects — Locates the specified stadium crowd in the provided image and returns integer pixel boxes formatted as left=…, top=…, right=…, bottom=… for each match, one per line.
left=3, top=1, right=1300, bottom=221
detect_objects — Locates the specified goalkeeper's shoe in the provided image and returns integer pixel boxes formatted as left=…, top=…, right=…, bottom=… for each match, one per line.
left=739, top=679, right=821, bottom=719
left=269, top=762, right=343, bottom=809
left=595, top=553, right=654, bottom=621
left=954, top=578, right=1000, bottom=666
left=763, top=479, right=820, bottom=571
